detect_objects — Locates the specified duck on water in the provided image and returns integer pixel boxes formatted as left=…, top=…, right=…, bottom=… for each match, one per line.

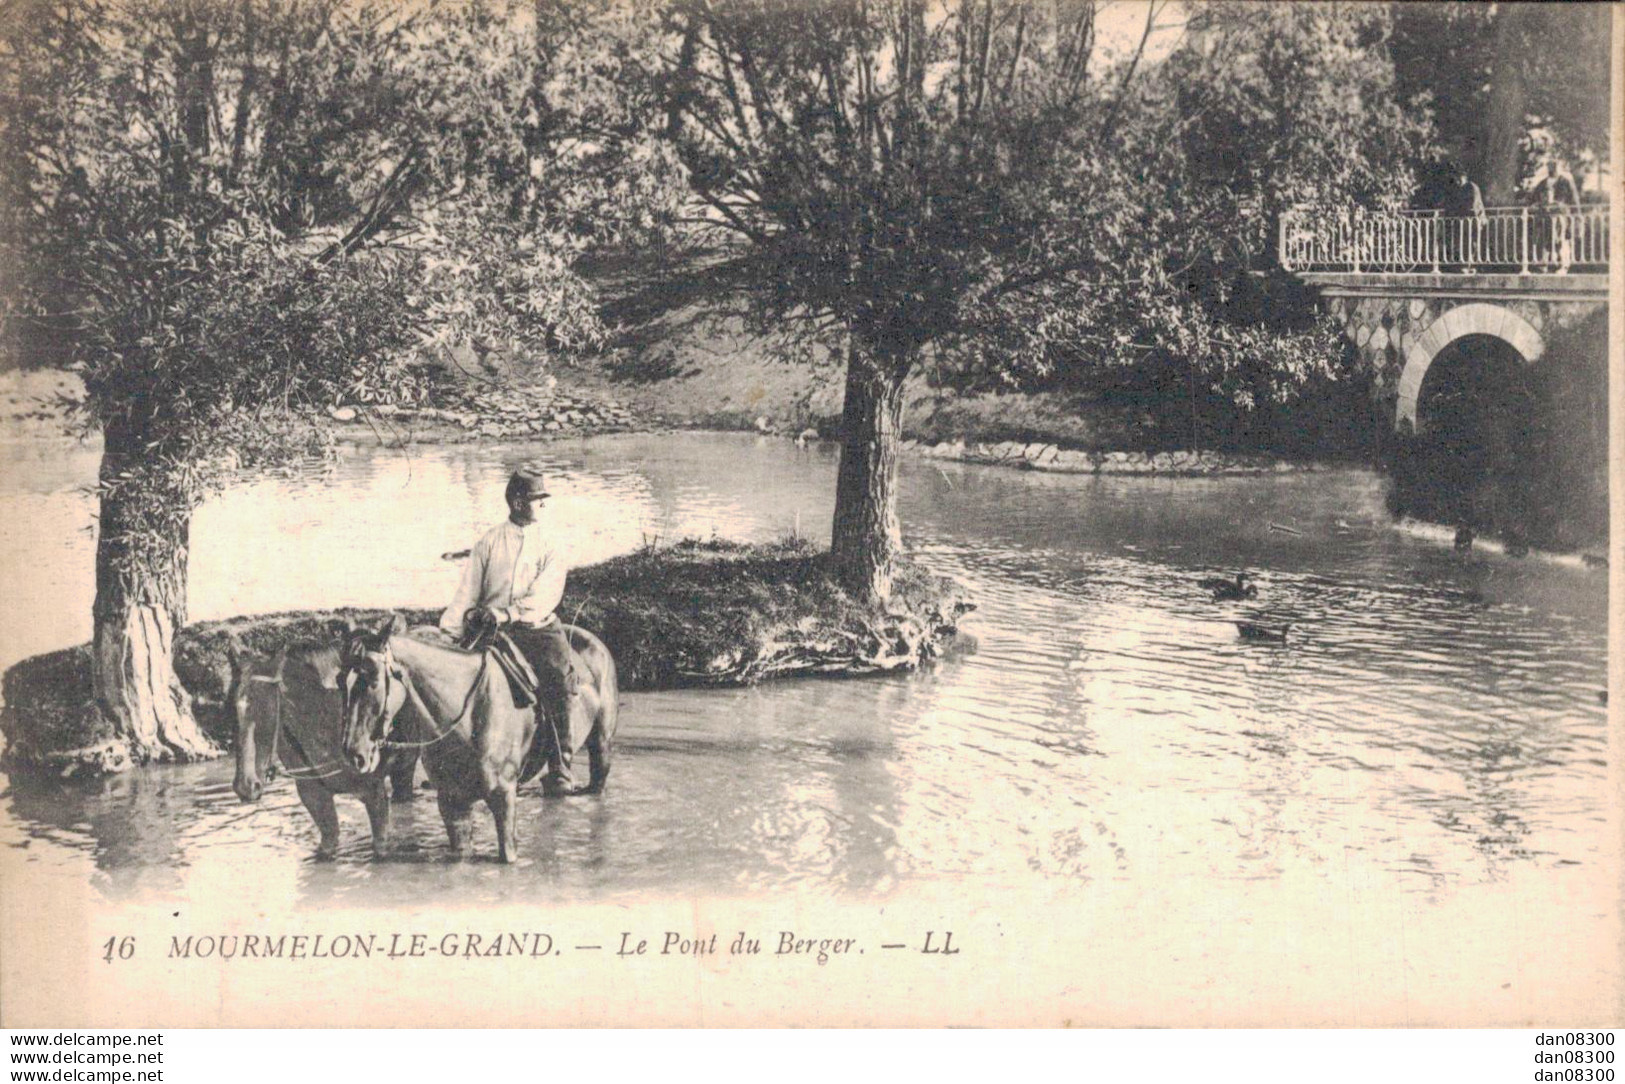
left=1201, top=571, right=1258, bottom=601
left=1235, top=621, right=1291, bottom=645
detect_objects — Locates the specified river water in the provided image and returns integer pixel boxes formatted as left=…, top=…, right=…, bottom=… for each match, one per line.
left=0, top=432, right=1614, bottom=1008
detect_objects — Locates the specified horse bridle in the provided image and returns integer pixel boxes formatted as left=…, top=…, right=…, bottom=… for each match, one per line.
left=340, top=646, right=401, bottom=749
left=340, top=640, right=486, bottom=751
left=245, top=660, right=345, bottom=782
left=244, top=671, right=285, bottom=780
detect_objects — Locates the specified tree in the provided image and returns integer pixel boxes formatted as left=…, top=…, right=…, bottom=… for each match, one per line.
left=1169, top=3, right=1429, bottom=251
left=655, top=0, right=1430, bottom=598
left=657, top=0, right=1167, bottom=600
left=1108, top=2, right=1430, bottom=447
left=0, top=0, right=637, bottom=765
left=1390, top=2, right=1611, bottom=203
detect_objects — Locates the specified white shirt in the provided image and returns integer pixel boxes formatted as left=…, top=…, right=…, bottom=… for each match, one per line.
left=439, top=519, right=568, bottom=635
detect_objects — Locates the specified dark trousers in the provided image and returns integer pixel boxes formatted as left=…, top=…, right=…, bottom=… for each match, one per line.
left=508, top=622, right=580, bottom=780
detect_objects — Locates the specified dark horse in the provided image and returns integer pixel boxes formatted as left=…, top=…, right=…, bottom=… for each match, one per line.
left=230, top=644, right=418, bottom=859
left=339, top=615, right=619, bottom=863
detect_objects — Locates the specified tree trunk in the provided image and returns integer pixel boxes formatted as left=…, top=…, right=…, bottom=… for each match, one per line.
left=1483, top=6, right=1528, bottom=205
left=830, top=342, right=909, bottom=603
left=88, top=427, right=217, bottom=765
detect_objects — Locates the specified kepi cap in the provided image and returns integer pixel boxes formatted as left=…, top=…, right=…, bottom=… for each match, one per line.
left=505, top=465, right=552, bottom=502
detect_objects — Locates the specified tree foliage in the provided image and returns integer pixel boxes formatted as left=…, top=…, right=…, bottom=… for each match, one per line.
left=1059, top=1, right=1431, bottom=422
left=1389, top=2, right=1611, bottom=200
left=650, top=0, right=1428, bottom=595
left=656, top=0, right=1147, bottom=596
left=0, top=0, right=679, bottom=572
left=656, top=0, right=1428, bottom=414
left=659, top=0, right=1098, bottom=366
left=1170, top=3, right=1429, bottom=249
left=0, top=0, right=672, bottom=757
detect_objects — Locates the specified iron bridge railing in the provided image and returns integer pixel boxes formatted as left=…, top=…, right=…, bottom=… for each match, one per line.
left=1279, top=205, right=1609, bottom=275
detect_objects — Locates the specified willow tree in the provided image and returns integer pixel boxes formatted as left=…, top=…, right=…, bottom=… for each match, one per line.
left=1, top=0, right=639, bottom=765
left=1389, top=2, right=1611, bottom=203
left=659, top=0, right=1156, bottom=601
left=657, top=1, right=1440, bottom=597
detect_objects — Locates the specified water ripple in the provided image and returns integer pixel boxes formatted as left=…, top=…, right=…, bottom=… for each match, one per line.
left=0, top=434, right=1608, bottom=907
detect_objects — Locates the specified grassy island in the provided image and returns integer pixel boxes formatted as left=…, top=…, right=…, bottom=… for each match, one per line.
left=0, top=539, right=973, bottom=777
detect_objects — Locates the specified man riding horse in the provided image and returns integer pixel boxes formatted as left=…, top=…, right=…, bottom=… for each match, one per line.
left=440, top=466, right=581, bottom=791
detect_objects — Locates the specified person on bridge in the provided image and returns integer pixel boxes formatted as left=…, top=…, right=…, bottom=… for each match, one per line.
left=1529, top=153, right=1580, bottom=272
left=1442, top=167, right=1485, bottom=270
left=1443, top=166, right=1485, bottom=218
left=440, top=466, right=581, bottom=791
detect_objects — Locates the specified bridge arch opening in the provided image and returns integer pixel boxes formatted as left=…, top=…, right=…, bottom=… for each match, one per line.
left=1394, top=303, right=1544, bottom=435
left=1414, top=334, right=1535, bottom=501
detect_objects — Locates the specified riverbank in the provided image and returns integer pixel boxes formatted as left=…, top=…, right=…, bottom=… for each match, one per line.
left=321, top=373, right=1327, bottom=475
left=0, top=243, right=1353, bottom=473
left=325, top=371, right=648, bottom=446
left=0, top=539, right=972, bottom=777
left=1, top=351, right=1341, bottom=478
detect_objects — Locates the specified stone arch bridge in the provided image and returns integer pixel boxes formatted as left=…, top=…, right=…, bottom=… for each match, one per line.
left=1281, top=205, right=1609, bottom=433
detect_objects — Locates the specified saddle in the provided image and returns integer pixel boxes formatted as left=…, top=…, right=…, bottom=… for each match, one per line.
left=492, top=634, right=541, bottom=711
left=460, top=626, right=540, bottom=710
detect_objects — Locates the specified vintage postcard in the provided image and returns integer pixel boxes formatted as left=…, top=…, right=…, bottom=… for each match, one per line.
left=0, top=0, right=1619, bottom=1028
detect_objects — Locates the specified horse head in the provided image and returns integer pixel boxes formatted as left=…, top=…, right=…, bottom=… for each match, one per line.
left=340, top=615, right=409, bottom=775
left=230, top=644, right=288, bottom=803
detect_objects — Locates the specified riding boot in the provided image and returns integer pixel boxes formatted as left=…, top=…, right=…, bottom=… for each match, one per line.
left=539, top=686, right=577, bottom=794
left=508, top=621, right=580, bottom=792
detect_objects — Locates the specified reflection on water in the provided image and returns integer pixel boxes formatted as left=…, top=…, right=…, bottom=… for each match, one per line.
left=0, top=433, right=1609, bottom=908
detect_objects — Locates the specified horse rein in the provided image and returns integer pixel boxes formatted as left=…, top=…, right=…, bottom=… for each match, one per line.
left=341, top=644, right=486, bottom=751
left=381, top=652, right=488, bottom=750
left=244, top=673, right=285, bottom=776
left=245, top=667, right=348, bottom=783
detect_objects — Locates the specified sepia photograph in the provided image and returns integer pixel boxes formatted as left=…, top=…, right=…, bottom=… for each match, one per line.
left=0, top=0, right=1617, bottom=1030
